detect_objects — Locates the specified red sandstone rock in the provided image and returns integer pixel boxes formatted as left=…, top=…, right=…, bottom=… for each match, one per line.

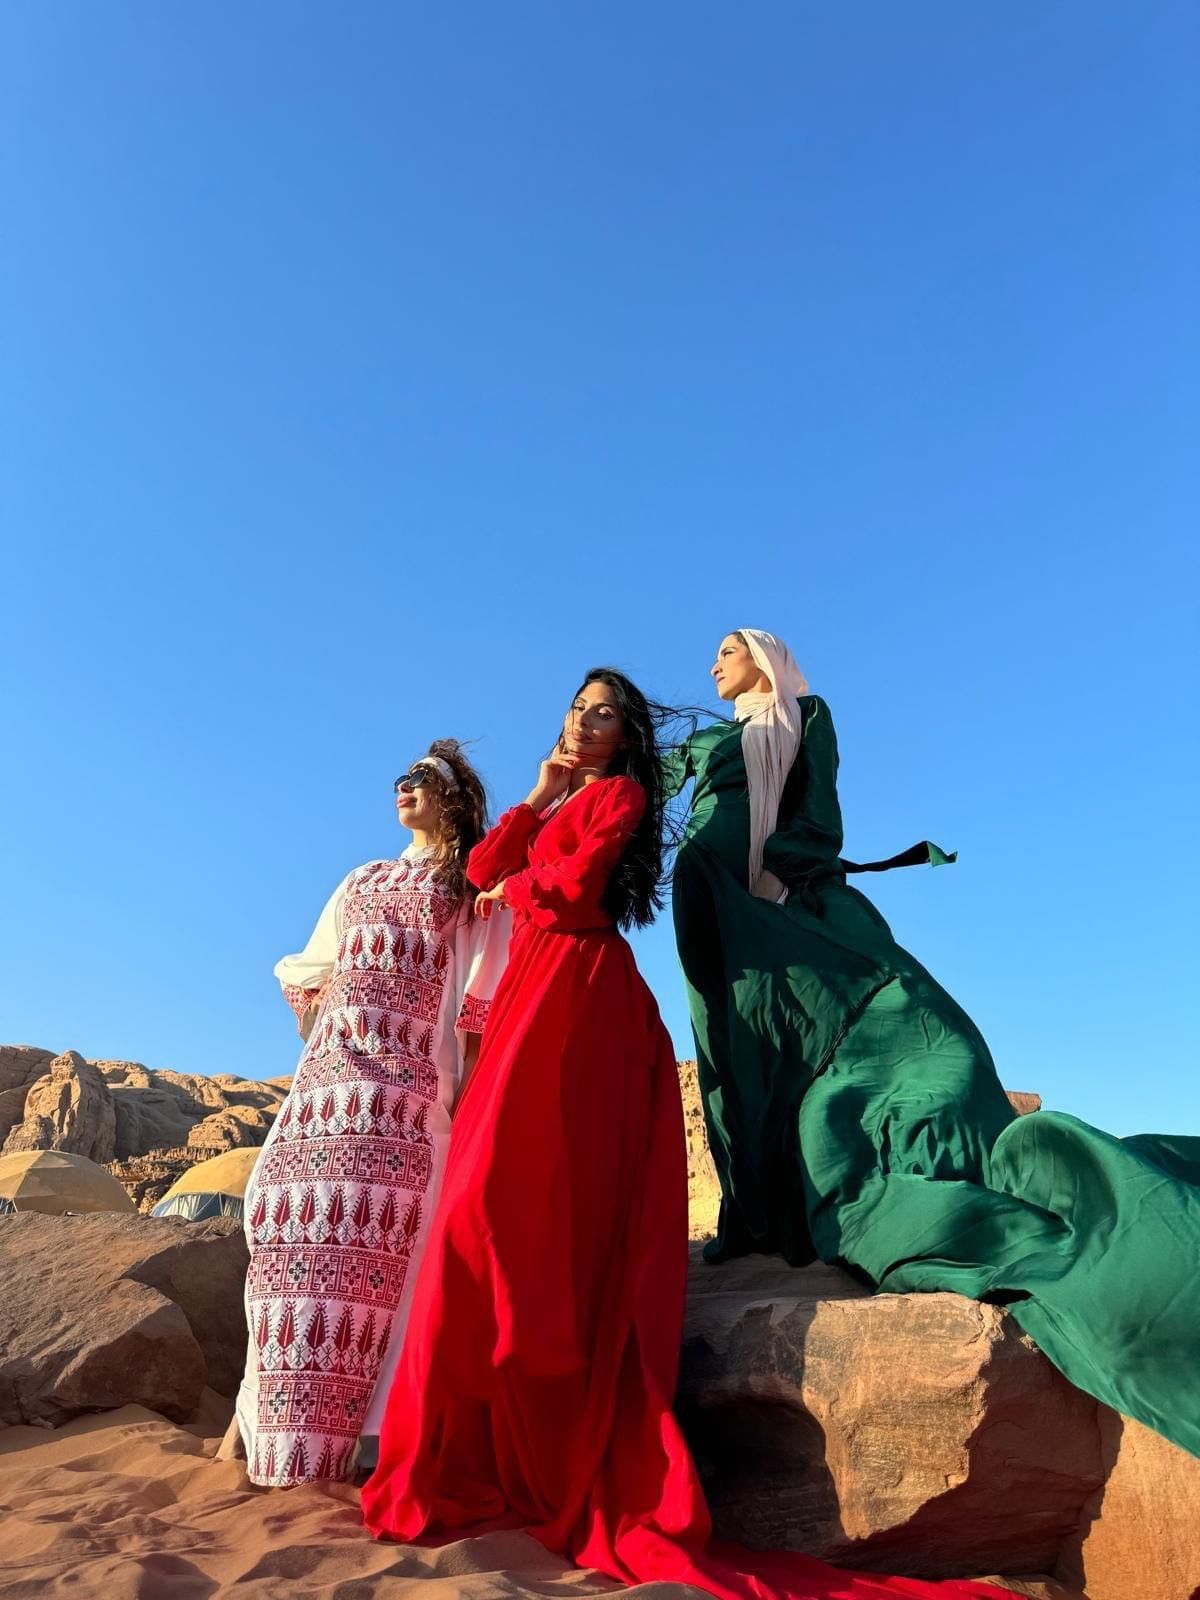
left=678, top=1247, right=1105, bottom=1581
left=0, top=1046, right=56, bottom=1146
left=2, top=1051, right=117, bottom=1164
left=1055, top=1409, right=1200, bottom=1600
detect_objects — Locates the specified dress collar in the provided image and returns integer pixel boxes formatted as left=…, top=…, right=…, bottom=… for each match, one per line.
left=400, top=842, right=436, bottom=863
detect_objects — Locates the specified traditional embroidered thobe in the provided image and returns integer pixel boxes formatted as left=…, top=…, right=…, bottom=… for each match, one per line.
left=235, top=846, right=509, bottom=1486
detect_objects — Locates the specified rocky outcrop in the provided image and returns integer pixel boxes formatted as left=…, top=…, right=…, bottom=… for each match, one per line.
left=0, top=1046, right=56, bottom=1145
left=0, top=1211, right=249, bottom=1426
left=1006, top=1091, right=1043, bottom=1117
left=120, top=1216, right=251, bottom=1396
left=0, top=1047, right=288, bottom=1208
left=1056, top=1410, right=1200, bottom=1600
left=2, top=1051, right=117, bottom=1163
left=677, top=1248, right=1104, bottom=1580
left=96, top=1061, right=288, bottom=1161
left=681, top=1059, right=721, bottom=1241
left=107, top=1148, right=198, bottom=1213
left=186, top=1103, right=276, bottom=1151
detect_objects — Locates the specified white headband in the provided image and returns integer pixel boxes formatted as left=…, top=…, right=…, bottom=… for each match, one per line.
left=415, top=756, right=459, bottom=790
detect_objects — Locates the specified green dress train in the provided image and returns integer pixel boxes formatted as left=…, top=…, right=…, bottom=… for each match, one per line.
left=665, top=697, right=1200, bottom=1460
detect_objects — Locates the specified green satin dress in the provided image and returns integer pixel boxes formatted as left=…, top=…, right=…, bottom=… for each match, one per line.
left=665, top=696, right=1200, bottom=1459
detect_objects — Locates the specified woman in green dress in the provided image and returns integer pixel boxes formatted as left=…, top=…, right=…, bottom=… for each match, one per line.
left=666, top=627, right=1200, bottom=1459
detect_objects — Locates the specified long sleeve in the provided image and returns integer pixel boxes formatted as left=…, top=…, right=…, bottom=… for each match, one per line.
left=467, top=806, right=542, bottom=891
left=501, top=778, right=645, bottom=932
left=660, top=740, right=694, bottom=802
left=453, top=901, right=512, bottom=1036
left=761, top=697, right=845, bottom=887
left=273, top=872, right=350, bottom=1023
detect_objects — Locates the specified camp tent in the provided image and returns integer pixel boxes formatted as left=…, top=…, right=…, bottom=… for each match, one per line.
left=0, top=1150, right=138, bottom=1215
left=151, top=1146, right=262, bottom=1222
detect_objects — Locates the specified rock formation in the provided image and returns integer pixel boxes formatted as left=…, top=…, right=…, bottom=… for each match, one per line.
left=0, top=1211, right=248, bottom=1426
left=97, top=1060, right=289, bottom=1159
left=186, top=1102, right=277, bottom=1151
left=0, top=1046, right=56, bottom=1145
left=678, top=1247, right=1103, bottom=1580
left=107, top=1148, right=202, bottom=1213
left=1, top=1051, right=117, bottom=1164
left=0, top=1047, right=288, bottom=1208
left=1055, top=1409, right=1200, bottom=1600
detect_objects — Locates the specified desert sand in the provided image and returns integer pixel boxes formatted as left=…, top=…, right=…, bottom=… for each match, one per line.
left=0, top=1392, right=651, bottom=1600
left=0, top=1395, right=1074, bottom=1600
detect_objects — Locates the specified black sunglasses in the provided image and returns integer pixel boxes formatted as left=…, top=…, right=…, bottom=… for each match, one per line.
left=393, top=767, right=434, bottom=794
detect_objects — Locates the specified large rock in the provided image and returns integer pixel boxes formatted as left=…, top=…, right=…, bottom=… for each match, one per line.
left=101, top=1062, right=209, bottom=1158
left=3, top=1051, right=117, bottom=1163
left=680, top=1059, right=721, bottom=1241
left=1055, top=1410, right=1200, bottom=1600
left=96, top=1061, right=288, bottom=1161
left=107, top=1150, right=197, bottom=1214
left=0, top=1046, right=56, bottom=1145
left=122, top=1215, right=251, bottom=1397
left=186, top=1103, right=276, bottom=1152
left=677, top=1248, right=1105, bottom=1580
left=0, top=1211, right=249, bottom=1426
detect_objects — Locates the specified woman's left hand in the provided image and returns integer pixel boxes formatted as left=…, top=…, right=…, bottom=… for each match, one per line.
left=751, top=868, right=787, bottom=903
left=475, top=884, right=507, bottom=921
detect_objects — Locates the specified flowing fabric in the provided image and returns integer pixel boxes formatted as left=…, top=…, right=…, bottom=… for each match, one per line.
left=665, top=695, right=1200, bottom=1460
left=734, top=627, right=809, bottom=891
left=363, top=778, right=1008, bottom=1600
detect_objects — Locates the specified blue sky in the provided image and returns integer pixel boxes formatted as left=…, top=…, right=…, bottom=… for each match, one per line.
left=2, top=3, right=1196, bottom=1135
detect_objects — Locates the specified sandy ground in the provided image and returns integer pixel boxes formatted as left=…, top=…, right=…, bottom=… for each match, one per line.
left=0, top=1392, right=647, bottom=1599
left=0, top=1396, right=1072, bottom=1600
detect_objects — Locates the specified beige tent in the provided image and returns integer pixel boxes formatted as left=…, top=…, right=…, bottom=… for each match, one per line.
left=0, top=1150, right=138, bottom=1216
left=152, top=1146, right=261, bottom=1222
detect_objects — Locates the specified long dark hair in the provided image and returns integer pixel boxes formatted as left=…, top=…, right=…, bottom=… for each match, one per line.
left=566, top=668, right=699, bottom=931
left=414, top=738, right=488, bottom=905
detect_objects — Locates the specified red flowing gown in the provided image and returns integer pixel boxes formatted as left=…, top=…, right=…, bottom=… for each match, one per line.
left=362, top=777, right=1005, bottom=1600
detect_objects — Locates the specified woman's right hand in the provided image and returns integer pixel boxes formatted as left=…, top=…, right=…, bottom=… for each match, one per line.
left=524, top=750, right=579, bottom=813
left=474, top=883, right=507, bottom=921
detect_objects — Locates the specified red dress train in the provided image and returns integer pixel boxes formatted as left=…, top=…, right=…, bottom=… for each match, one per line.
left=362, top=778, right=1005, bottom=1600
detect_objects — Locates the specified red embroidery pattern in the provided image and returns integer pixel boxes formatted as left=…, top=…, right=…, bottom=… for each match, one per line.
left=247, top=855, right=457, bottom=1486
left=455, top=991, right=491, bottom=1035
left=281, top=982, right=316, bottom=1025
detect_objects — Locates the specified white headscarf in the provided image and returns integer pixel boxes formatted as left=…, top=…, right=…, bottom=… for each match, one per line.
left=734, top=629, right=810, bottom=890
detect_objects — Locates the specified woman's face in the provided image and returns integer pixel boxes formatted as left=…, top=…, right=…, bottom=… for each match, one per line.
left=394, top=763, right=445, bottom=836
left=562, top=680, right=626, bottom=771
left=711, top=633, right=769, bottom=701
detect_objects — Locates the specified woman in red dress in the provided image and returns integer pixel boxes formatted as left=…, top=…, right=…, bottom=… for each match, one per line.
left=362, top=670, right=1005, bottom=1600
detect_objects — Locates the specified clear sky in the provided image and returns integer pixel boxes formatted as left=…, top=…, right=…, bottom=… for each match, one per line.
left=3, top=3, right=1196, bottom=1135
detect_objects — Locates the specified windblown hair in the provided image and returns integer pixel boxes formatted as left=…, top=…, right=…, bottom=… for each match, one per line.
left=566, top=668, right=701, bottom=931
left=416, top=739, right=489, bottom=906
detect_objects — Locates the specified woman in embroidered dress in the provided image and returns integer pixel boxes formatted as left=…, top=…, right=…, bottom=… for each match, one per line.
left=232, top=740, right=511, bottom=1488
left=362, top=672, right=1005, bottom=1600
left=665, top=628, right=1200, bottom=1463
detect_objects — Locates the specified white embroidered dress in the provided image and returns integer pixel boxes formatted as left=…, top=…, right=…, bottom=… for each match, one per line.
left=236, top=845, right=509, bottom=1487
